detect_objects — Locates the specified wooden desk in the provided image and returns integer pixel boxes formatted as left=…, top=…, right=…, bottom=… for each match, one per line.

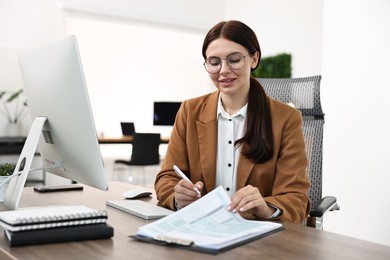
left=98, top=136, right=170, bottom=144
left=0, top=181, right=389, bottom=260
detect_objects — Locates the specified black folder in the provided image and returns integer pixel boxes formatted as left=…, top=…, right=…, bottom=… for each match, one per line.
left=131, top=225, right=284, bottom=255
left=5, top=223, right=114, bottom=247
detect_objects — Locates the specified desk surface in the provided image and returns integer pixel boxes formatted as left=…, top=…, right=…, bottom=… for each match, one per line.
left=0, top=181, right=389, bottom=260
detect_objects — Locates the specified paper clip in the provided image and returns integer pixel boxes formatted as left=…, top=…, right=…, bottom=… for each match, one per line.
left=154, top=235, right=194, bottom=246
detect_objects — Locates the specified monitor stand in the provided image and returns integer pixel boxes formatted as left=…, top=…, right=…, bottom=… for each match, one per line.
left=3, top=116, right=47, bottom=210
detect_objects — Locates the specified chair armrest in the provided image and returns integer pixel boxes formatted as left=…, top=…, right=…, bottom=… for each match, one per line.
left=309, top=196, right=339, bottom=217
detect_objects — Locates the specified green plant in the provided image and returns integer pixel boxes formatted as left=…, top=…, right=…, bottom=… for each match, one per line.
left=252, top=53, right=292, bottom=78
left=0, top=163, right=15, bottom=176
left=0, top=89, right=28, bottom=124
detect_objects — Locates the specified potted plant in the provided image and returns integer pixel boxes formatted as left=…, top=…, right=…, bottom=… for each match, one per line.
left=0, top=163, right=15, bottom=176
left=251, top=53, right=292, bottom=78
left=0, top=89, right=28, bottom=137
left=0, top=163, right=16, bottom=202
left=0, top=89, right=27, bottom=124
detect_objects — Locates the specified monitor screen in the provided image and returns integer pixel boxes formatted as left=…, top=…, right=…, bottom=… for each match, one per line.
left=6, top=36, right=108, bottom=209
left=153, top=102, right=181, bottom=126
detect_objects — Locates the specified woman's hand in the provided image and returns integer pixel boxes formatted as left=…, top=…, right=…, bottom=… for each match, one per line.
left=227, top=185, right=274, bottom=219
left=174, top=180, right=203, bottom=209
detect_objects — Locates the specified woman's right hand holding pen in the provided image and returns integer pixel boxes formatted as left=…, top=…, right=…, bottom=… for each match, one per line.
left=173, top=165, right=203, bottom=208
left=174, top=179, right=203, bottom=209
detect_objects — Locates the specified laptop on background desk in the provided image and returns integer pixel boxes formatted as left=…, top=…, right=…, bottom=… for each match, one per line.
left=120, top=122, right=135, bottom=136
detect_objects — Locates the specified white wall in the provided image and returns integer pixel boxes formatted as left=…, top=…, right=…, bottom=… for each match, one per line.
left=224, top=0, right=323, bottom=77
left=0, top=47, right=30, bottom=132
left=0, top=0, right=64, bottom=48
left=321, top=0, right=390, bottom=246
left=1, top=0, right=389, bottom=247
left=0, top=0, right=64, bottom=130
left=65, top=15, right=212, bottom=138
left=62, top=0, right=225, bottom=31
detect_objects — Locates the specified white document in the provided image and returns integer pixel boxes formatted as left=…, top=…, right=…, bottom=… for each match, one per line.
left=137, top=186, right=283, bottom=251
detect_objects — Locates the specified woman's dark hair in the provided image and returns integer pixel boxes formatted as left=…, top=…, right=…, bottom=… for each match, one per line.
left=202, top=20, right=274, bottom=163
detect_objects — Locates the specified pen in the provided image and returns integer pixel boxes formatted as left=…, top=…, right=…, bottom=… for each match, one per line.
left=173, top=165, right=201, bottom=196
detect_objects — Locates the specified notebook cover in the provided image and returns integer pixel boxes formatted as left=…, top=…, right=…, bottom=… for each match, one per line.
left=5, top=223, right=114, bottom=247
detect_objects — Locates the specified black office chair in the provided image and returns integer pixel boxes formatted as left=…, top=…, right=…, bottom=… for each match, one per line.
left=115, top=133, right=161, bottom=166
left=113, top=133, right=161, bottom=186
left=257, top=75, right=339, bottom=229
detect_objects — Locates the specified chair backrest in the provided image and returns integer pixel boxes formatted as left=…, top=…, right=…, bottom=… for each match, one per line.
left=257, top=75, right=324, bottom=206
left=130, top=133, right=161, bottom=165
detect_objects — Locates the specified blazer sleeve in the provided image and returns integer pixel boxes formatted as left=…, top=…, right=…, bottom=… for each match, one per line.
left=154, top=100, right=191, bottom=210
left=154, top=92, right=218, bottom=210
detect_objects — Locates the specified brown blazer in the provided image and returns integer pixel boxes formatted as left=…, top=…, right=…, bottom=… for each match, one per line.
left=155, top=90, right=310, bottom=224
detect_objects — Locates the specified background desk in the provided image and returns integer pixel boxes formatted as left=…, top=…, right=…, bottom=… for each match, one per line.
left=99, top=136, right=169, bottom=144
left=0, top=136, right=170, bottom=153
left=0, top=181, right=389, bottom=260
left=0, top=137, right=25, bottom=155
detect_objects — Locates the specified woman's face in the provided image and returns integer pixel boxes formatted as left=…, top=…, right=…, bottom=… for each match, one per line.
left=205, top=38, right=259, bottom=97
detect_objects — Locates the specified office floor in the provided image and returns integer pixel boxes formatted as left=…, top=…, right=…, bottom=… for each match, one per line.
left=104, top=156, right=161, bottom=189
left=99, top=144, right=167, bottom=189
left=1, top=146, right=164, bottom=189
left=39, top=156, right=161, bottom=189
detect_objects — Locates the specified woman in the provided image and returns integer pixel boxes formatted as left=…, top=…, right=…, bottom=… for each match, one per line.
left=155, top=20, right=310, bottom=224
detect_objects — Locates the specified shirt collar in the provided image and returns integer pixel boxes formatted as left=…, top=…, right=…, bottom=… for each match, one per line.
left=217, top=94, right=248, bottom=119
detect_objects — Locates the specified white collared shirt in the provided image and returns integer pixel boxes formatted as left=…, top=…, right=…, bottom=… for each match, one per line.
left=216, top=95, right=247, bottom=198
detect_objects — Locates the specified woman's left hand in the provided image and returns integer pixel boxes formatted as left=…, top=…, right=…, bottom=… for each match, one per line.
left=227, top=185, right=274, bottom=219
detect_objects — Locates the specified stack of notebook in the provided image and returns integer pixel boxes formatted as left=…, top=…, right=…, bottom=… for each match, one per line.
left=0, top=205, right=113, bottom=246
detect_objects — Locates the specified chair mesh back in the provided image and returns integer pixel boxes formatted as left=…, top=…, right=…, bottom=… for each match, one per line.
left=257, top=75, right=324, bottom=206
left=301, top=119, right=324, bottom=205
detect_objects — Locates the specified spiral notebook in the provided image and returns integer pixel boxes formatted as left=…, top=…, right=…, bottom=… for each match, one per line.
left=0, top=205, right=108, bottom=232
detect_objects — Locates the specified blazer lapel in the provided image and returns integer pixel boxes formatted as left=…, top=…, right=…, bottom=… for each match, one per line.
left=196, top=92, right=219, bottom=193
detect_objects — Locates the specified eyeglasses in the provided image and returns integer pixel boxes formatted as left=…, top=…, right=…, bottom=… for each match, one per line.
left=203, top=53, right=249, bottom=74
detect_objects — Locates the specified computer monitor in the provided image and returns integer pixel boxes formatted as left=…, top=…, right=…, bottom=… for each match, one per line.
left=153, top=101, right=181, bottom=126
left=4, top=35, right=108, bottom=210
